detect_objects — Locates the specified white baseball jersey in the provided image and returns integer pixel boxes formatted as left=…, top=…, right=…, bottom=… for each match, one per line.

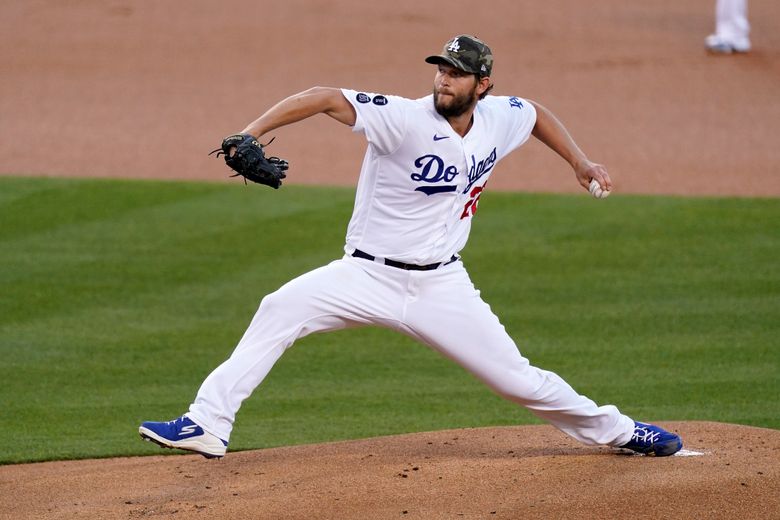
left=341, top=89, right=537, bottom=265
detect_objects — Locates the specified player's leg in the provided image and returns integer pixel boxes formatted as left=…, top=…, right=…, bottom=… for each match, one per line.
left=710, top=0, right=751, bottom=52
left=143, top=257, right=403, bottom=450
left=401, top=262, right=634, bottom=447
left=719, top=0, right=750, bottom=39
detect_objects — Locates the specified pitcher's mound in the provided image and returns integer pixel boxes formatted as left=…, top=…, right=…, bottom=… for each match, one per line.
left=2, top=421, right=778, bottom=519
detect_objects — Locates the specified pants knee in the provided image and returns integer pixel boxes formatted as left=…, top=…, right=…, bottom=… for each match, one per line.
left=256, top=284, right=300, bottom=319
left=479, top=363, right=542, bottom=403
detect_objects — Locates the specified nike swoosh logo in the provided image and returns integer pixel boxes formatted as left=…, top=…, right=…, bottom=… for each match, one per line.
left=433, top=134, right=450, bottom=141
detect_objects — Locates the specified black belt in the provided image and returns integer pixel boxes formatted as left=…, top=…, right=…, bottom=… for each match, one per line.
left=352, top=249, right=458, bottom=271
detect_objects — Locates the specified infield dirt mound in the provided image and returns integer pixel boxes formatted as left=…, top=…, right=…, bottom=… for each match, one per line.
left=1, top=422, right=778, bottom=519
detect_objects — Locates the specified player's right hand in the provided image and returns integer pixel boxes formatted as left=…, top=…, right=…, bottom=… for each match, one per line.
left=575, top=160, right=613, bottom=193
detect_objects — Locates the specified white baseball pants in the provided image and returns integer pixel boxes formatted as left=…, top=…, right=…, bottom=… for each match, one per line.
left=188, top=256, right=635, bottom=446
left=715, top=0, right=750, bottom=47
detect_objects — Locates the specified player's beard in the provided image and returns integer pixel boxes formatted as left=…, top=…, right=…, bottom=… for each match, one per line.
left=433, top=85, right=478, bottom=118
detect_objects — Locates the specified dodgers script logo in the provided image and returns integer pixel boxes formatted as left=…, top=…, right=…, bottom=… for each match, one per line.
left=410, top=147, right=498, bottom=196
left=411, top=155, right=459, bottom=195
left=463, top=147, right=497, bottom=193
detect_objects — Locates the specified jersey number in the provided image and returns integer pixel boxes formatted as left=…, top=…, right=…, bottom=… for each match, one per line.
left=460, top=186, right=484, bottom=219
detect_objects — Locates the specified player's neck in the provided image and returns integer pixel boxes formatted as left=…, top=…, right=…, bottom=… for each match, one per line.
left=446, top=111, right=475, bottom=137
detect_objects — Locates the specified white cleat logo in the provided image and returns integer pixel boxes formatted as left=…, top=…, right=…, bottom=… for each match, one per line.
left=179, top=425, right=198, bottom=436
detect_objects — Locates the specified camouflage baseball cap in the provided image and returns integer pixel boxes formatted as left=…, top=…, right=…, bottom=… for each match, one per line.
left=425, top=35, right=493, bottom=77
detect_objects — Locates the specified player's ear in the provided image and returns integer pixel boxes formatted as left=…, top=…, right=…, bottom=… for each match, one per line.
left=476, top=76, right=491, bottom=96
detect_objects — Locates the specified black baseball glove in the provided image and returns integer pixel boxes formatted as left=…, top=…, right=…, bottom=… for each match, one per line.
left=210, top=134, right=289, bottom=189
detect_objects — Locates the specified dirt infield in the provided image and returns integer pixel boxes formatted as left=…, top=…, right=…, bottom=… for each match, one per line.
left=1, top=1, right=779, bottom=519
left=1, top=0, right=779, bottom=196
left=1, top=423, right=779, bottom=519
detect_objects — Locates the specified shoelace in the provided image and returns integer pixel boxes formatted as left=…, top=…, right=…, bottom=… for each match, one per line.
left=632, top=426, right=661, bottom=444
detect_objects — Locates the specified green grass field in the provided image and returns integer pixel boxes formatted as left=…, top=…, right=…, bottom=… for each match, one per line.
left=0, top=176, right=777, bottom=464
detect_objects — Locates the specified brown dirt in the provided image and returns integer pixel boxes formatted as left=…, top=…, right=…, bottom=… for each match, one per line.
left=1, top=423, right=779, bottom=519
left=1, top=0, right=779, bottom=196
left=1, top=1, right=779, bottom=519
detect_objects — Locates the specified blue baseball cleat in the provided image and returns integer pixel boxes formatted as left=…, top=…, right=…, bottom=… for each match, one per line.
left=620, top=421, right=682, bottom=457
left=139, top=415, right=227, bottom=459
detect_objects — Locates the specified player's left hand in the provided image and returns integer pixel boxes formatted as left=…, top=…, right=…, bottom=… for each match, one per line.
left=210, top=134, right=289, bottom=189
left=575, top=160, right=612, bottom=197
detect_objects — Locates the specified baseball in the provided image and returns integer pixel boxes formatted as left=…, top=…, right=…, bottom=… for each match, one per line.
left=589, top=179, right=611, bottom=199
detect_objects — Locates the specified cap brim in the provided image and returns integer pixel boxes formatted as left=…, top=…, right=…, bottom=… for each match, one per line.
left=425, top=55, right=477, bottom=74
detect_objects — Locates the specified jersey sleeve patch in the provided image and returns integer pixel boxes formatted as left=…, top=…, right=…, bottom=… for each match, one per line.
left=342, top=89, right=406, bottom=156
left=355, top=92, right=390, bottom=106
left=508, top=96, right=524, bottom=109
left=497, top=96, right=536, bottom=153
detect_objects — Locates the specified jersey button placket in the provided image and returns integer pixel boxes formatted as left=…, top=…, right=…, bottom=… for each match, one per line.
left=454, top=140, right=471, bottom=210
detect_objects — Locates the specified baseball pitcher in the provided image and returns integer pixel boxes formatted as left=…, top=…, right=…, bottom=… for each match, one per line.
left=139, top=35, right=682, bottom=459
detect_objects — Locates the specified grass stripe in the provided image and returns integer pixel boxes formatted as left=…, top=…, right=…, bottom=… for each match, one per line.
left=0, top=177, right=777, bottom=463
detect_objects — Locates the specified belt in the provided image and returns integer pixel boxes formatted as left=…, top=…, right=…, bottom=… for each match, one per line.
left=351, top=249, right=458, bottom=271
